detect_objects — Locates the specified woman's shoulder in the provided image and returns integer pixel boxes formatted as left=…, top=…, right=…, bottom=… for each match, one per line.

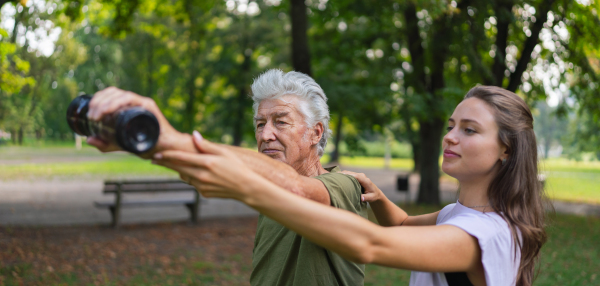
left=439, top=205, right=513, bottom=247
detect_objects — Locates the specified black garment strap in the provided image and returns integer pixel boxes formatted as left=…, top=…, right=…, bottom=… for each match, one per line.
left=445, top=272, right=474, bottom=286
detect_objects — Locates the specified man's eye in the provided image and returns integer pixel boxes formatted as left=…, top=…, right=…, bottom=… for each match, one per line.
left=277, top=121, right=286, bottom=125
left=257, top=123, right=265, bottom=128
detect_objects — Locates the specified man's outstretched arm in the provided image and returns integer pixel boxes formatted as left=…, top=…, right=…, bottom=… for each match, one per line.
left=86, top=87, right=330, bottom=205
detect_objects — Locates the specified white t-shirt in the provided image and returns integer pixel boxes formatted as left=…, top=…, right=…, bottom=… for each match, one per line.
left=409, top=201, right=520, bottom=286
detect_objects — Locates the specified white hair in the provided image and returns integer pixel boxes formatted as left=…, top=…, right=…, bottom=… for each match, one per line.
left=251, top=69, right=332, bottom=158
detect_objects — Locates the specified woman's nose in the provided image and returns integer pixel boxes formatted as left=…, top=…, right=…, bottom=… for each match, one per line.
left=443, top=129, right=458, bottom=145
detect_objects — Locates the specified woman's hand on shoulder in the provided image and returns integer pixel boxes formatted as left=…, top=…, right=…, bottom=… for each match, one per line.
left=340, top=171, right=385, bottom=203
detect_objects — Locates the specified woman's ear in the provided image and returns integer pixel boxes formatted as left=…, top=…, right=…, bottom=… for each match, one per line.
left=500, top=145, right=509, bottom=162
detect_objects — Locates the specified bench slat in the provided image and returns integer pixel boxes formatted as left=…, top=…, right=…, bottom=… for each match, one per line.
left=103, top=187, right=196, bottom=193
left=104, top=180, right=187, bottom=185
left=95, top=199, right=196, bottom=208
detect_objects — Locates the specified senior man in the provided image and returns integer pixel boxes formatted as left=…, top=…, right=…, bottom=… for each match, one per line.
left=87, top=69, right=367, bottom=285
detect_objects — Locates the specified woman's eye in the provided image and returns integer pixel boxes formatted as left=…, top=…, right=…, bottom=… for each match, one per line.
left=446, top=126, right=454, bottom=132
left=465, top=128, right=476, bottom=134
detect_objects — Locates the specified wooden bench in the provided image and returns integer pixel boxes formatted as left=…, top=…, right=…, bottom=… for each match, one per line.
left=95, top=179, right=203, bottom=228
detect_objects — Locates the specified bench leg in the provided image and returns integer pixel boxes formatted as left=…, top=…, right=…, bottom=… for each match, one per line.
left=112, top=184, right=123, bottom=228
left=187, top=192, right=201, bottom=224
left=185, top=203, right=199, bottom=224
left=109, top=206, right=119, bottom=228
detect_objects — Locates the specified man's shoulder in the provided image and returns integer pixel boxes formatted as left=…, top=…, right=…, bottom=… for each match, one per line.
left=315, top=166, right=361, bottom=192
left=314, top=166, right=366, bottom=215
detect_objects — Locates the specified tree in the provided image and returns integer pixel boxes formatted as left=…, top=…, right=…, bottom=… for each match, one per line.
left=392, top=0, right=600, bottom=204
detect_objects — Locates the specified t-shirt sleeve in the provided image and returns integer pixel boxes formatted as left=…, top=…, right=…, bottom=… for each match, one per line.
left=314, top=173, right=367, bottom=219
left=440, top=214, right=518, bottom=286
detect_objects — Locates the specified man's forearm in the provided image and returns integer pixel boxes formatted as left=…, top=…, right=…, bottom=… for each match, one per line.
left=157, top=132, right=305, bottom=197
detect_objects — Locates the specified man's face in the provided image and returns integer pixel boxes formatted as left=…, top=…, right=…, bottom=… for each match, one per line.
left=255, top=95, right=317, bottom=167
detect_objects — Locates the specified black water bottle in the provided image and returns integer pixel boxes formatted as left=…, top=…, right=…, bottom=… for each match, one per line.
left=66, top=94, right=160, bottom=154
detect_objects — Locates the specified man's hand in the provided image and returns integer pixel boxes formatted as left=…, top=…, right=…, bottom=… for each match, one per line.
left=85, top=86, right=183, bottom=156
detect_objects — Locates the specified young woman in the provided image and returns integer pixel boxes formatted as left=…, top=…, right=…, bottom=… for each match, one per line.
left=153, top=86, right=548, bottom=286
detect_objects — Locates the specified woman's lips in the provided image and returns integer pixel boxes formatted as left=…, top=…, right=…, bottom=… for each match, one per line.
left=443, top=149, right=461, bottom=158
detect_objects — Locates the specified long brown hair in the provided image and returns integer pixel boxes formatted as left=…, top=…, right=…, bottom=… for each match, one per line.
left=464, top=86, right=548, bottom=286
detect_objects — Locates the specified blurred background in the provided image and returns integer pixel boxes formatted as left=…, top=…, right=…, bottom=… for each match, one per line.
left=0, top=0, right=599, bottom=285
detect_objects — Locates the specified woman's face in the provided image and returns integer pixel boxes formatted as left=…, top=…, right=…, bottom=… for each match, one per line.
left=441, top=97, right=507, bottom=182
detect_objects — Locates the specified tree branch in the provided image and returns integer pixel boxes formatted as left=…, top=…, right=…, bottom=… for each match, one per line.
left=0, top=0, right=15, bottom=10
left=507, top=0, right=557, bottom=92
left=491, top=0, right=514, bottom=86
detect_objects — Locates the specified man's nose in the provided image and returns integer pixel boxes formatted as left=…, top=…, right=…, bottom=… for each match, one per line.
left=260, top=122, right=277, bottom=142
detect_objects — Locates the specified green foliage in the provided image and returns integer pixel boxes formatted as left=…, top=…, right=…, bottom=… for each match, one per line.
left=0, top=28, right=36, bottom=134
left=0, top=0, right=599, bottom=172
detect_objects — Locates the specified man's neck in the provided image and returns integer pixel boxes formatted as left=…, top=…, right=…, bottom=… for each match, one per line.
left=293, top=160, right=328, bottom=177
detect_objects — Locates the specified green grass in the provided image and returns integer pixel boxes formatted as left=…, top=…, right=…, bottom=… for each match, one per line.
left=0, top=156, right=175, bottom=180
left=338, top=156, right=414, bottom=170
left=1, top=205, right=596, bottom=285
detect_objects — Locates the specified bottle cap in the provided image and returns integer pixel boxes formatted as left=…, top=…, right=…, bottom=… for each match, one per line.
left=115, top=107, right=160, bottom=154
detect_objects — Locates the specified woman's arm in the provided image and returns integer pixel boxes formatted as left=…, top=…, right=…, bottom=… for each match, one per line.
left=340, top=171, right=440, bottom=226
left=153, top=138, right=483, bottom=274
left=245, top=176, right=481, bottom=272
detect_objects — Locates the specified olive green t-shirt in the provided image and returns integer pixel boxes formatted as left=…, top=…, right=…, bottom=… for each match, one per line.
left=250, top=166, right=368, bottom=286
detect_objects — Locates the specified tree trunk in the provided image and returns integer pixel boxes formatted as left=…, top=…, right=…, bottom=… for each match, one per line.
left=411, top=140, right=421, bottom=173
left=403, top=2, right=426, bottom=174
left=329, top=113, right=343, bottom=163
left=183, top=56, right=200, bottom=133
left=10, top=129, right=16, bottom=144
left=232, top=54, right=251, bottom=146
left=416, top=120, right=444, bottom=205
left=490, top=0, right=514, bottom=86
left=232, top=88, right=246, bottom=146
left=544, top=138, right=551, bottom=159
left=416, top=13, right=451, bottom=205
left=182, top=1, right=204, bottom=133
left=146, top=34, right=154, bottom=98
left=403, top=3, right=426, bottom=93
left=290, top=0, right=311, bottom=75
left=17, top=127, right=23, bottom=145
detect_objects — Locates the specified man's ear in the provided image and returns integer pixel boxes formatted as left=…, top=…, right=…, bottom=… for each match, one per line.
left=312, top=122, right=324, bottom=145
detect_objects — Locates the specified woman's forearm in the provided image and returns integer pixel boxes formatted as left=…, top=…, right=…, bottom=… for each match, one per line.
left=369, top=196, right=409, bottom=226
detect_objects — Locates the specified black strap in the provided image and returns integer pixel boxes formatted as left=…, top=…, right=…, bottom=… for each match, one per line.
left=444, top=272, right=474, bottom=286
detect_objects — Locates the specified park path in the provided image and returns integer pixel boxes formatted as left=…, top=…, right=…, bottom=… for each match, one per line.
left=0, top=167, right=598, bottom=226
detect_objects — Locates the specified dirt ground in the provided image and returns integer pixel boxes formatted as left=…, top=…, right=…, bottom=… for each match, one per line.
left=0, top=217, right=258, bottom=285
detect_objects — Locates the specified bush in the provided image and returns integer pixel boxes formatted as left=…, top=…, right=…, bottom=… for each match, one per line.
left=338, top=139, right=412, bottom=159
